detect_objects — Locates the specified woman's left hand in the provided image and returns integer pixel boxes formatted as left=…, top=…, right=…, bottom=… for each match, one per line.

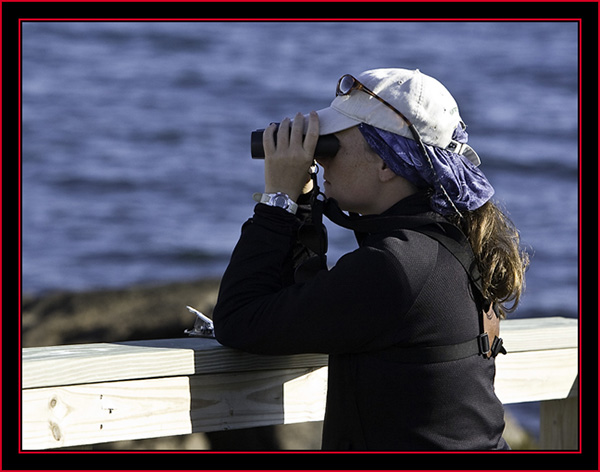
left=263, top=111, right=319, bottom=202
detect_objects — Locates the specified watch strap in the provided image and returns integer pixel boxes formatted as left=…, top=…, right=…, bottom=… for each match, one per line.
left=252, top=192, right=298, bottom=215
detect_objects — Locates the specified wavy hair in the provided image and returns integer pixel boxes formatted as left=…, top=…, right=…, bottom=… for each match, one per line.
left=449, top=201, right=529, bottom=318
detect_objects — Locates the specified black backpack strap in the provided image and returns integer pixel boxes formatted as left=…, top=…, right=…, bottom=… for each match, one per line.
left=414, top=225, right=506, bottom=359
left=321, top=198, right=507, bottom=362
left=372, top=336, right=496, bottom=365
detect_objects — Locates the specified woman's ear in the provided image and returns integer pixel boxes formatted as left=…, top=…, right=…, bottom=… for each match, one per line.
left=378, top=161, right=398, bottom=183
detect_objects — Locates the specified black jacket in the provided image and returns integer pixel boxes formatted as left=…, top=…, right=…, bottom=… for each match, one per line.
left=213, top=193, right=509, bottom=450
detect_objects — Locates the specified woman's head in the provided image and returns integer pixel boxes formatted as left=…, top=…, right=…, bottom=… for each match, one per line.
left=312, top=68, right=492, bottom=216
left=308, top=68, right=528, bottom=315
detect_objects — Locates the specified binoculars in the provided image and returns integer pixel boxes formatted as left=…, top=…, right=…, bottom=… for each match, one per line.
left=251, top=125, right=340, bottom=159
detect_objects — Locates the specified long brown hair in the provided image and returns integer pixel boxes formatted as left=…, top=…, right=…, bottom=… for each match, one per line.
left=449, top=201, right=530, bottom=318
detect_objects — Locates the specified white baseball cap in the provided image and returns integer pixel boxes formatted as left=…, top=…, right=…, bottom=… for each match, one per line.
left=313, top=68, right=481, bottom=166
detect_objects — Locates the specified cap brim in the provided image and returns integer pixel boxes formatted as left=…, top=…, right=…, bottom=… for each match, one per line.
left=301, top=106, right=361, bottom=136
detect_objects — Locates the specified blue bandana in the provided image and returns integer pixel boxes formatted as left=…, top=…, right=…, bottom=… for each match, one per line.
left=358, top=123, right=494, bottom=216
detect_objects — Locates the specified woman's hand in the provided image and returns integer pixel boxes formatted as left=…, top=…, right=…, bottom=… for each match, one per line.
left=263, top=111, right=319, bottom=202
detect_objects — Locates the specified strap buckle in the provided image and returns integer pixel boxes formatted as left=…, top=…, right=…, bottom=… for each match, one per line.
left=491, top=336, right=507, bottom=357
left=477, top=333, right=507, bottom=359
left=477, top=333, right=491, bottom=358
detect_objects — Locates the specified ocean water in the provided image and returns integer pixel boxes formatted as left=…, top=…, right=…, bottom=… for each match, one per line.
left=21, top=21, right=579, bottom=438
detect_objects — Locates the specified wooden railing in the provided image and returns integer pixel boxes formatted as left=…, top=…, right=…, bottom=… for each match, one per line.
left=21, top=316, right=578, bottom=450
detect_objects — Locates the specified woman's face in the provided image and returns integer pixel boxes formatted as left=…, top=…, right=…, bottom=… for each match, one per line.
left=316, top=126, right=384, bottom=215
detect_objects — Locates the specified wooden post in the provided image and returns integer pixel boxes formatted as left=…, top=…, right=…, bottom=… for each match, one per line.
left=540, top=380, right=579, bottom=450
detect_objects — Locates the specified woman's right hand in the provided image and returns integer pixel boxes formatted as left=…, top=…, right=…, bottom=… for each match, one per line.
left=262, top=111, right=319, bottom=202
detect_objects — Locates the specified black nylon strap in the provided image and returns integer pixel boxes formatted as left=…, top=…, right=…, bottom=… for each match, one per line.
left=416, top=227, right=484, bottom=297
left=320, top=196, right=506, bottom=362
left=371, top=336, right=492, bottom=364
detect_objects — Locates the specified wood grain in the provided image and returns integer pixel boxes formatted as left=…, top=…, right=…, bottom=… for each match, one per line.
left=21, top=317, right=578, bottom=450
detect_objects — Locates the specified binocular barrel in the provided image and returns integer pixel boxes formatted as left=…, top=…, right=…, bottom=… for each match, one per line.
left=251, top=127, right=340, bottom=159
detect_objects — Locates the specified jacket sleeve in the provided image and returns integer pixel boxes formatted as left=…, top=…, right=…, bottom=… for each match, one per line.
left=212, top=204, right=408, bottom=355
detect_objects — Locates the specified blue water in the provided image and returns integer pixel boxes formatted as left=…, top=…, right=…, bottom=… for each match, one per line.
left=21, top=21, right=579, bottom=438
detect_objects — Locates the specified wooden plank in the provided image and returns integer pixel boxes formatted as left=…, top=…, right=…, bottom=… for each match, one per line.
left=22, top=338, right=328, bottom=389
left=22, top=342, right=196, bottom=390
left=499, top=317, right=578, bottom=352
left=22, top=317, right=575, bottom=389
left=283, top=366, right=328, bottom=424
left=188, top=366, right=327, bottom=431
left=495, top=316, right=578, bottom=403
left=495, top=349, right=578, bottom=404
left=22, top=367, right=328, bottom=450
left=22, top=376, right=192, bottom=450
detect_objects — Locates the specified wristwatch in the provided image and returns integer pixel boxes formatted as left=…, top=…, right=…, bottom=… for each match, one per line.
left=253, top=192, right=298, bottom=215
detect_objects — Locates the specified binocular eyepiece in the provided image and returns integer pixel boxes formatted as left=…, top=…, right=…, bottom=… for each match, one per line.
left=251, top=125, right=340, bottom=159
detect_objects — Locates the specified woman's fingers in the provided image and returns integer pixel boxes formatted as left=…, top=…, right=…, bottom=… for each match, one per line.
left=303, top=111, right=319, bottom=156
left=262, top=111, right=320, bottom=200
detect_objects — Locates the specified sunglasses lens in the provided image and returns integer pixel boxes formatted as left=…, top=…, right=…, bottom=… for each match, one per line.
left=337, top=75, right=355, bottom=96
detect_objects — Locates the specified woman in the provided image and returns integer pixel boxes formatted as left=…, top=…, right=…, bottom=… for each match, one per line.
left=212, top=68, right=528, bottom=450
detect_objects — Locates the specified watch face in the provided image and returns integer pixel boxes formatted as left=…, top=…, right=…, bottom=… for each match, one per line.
left=272, top=194, right=289, bottom=209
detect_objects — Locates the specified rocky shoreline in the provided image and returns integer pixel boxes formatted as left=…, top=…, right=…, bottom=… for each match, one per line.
left=21, top=278, right=536, bottom=450
left=22, top=278, right=222, bottom=348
